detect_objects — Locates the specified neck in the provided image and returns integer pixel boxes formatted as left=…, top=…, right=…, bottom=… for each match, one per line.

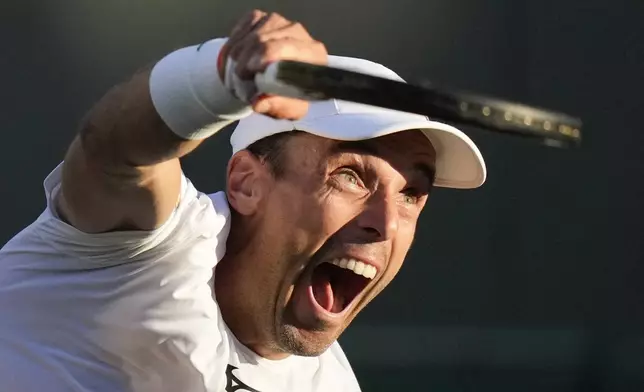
left=214, top=218, right=290, bottom=360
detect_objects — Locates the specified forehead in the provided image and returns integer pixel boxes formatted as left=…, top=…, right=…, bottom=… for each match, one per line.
left=287, top=130, right=436, bottom=176
left=331, top=131, right=435, bottom=161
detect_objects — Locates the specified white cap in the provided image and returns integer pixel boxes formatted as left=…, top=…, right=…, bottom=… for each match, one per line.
left=231, top=56, right=486, bottom=189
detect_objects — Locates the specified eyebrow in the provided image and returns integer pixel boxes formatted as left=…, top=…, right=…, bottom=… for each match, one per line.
left=331, top=140, right=380, bottom=156
left=331, top=140, right=437, bottom=187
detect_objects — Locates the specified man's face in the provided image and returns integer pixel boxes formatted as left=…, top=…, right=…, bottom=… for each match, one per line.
left=223, top=130, right=436, bottom=357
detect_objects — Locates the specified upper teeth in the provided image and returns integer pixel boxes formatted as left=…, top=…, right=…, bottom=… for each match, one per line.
left=327, top=258, right=377, bottom=279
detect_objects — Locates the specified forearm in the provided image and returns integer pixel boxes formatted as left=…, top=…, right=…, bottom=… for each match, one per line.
left=59, top=38, right=249, bottom=232
left=74, top=68, right=199, bottom=174
left=75, top=38, right=248, bottom=173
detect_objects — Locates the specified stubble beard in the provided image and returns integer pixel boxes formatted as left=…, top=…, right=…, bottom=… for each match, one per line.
left=275, top=323, right=336, bottom=357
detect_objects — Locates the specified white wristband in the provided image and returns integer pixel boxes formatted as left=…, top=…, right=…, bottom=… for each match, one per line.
left=149, top=38, right=253, bottom=140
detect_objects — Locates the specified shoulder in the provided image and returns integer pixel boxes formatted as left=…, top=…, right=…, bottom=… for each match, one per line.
left=0, top=165, right=235, bottom=390
left=326, top=341, right=353, bottom=369
left=319, top=341, right=362, bottom=390
left=2, top=162, right=231, bottom=264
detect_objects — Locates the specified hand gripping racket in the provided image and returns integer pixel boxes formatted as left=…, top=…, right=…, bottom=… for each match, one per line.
left=255, top=61, right=583, bottom=148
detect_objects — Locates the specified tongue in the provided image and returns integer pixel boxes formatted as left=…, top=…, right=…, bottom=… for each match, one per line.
left=312, top=265, right=334, bottom=312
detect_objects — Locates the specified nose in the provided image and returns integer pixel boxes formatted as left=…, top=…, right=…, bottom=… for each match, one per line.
left=355, top=193, right=399, bottom=242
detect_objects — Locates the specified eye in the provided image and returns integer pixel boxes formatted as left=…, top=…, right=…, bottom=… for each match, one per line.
left=401, top=188, right=425, bottom=205
left=403, top=194, right=419, bottom=204
left=337, top=168, right=361, bottom=185
left=338, top=170, right=359, bottom=185
left=332, top=167, right=365, bottom=190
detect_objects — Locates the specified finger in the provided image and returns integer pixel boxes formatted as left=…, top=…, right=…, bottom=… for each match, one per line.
left=227, top=12, right=292, bottom=62
left=253, top=95, right=310, bottom=120
left=227, top=12, right=270, bottom=61
left=255, top=20, right=313, bottom=43
left=245, top=38, right=327, bottom=76
left=229, top=9, right=267, bottom=43
left=220, top=10, right=267, bottom=75
left=233, top=21, right=315, bottom=74
left=233, top=36, right=264, bottom=79
left=252, top=12, right=295, bottom=36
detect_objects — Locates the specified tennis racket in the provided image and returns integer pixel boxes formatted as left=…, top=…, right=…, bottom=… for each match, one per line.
left=255, top=60, right=583, bottom=148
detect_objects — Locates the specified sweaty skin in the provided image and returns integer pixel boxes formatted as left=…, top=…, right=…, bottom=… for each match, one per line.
left=58, top=10, right=327, bottom=233
left=57, top=9, right=435, bottom=361
left=218, top=131, right=435, bottom=358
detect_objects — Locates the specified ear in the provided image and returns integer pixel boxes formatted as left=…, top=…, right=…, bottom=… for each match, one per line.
left=226, top=150, right=270, bottom=216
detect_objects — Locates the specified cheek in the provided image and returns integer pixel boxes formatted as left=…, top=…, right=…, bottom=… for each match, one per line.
left=294, top=180, right=358, bottom=231
left=382, top=221, right=418, bottom=282
left=312, top=191, right=365, bottom=237
left=265, top=179, right=366, bottom=254
left=264, top=186, right=339, bottom=253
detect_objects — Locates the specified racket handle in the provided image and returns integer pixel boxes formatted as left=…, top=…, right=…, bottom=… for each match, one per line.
left=255, top=61, right=322, bottom=101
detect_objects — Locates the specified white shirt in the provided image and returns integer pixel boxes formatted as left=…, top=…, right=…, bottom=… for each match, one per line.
left=0, top=164, right=361, bottom=392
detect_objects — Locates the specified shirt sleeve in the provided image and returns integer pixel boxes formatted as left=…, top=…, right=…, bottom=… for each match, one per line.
left=32, top=162, right=229, bottom=265
left=0, top=163, right=232, bottom=392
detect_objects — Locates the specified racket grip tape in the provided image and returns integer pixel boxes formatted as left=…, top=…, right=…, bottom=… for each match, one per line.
left=255, top=61, right=323, bottom=101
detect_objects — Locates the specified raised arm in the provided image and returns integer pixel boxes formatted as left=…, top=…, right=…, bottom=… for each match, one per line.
left=57, top=10, right=327, bottom=233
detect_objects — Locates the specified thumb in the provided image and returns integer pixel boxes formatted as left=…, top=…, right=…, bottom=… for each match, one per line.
left=252, top=94, right=310, bottom=120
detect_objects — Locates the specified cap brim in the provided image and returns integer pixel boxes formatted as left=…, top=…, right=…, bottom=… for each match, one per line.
left=294, top=113, right=486, bottom=189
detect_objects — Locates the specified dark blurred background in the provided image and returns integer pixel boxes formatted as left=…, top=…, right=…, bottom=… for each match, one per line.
left=1, top=0, right=643, bottom=391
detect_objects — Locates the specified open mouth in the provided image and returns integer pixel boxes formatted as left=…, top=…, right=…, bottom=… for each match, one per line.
left=310, top=258, right=377, bottom=314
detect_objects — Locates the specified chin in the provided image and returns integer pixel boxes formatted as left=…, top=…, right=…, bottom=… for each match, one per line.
left=276, top=323, right=342, bottom=357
